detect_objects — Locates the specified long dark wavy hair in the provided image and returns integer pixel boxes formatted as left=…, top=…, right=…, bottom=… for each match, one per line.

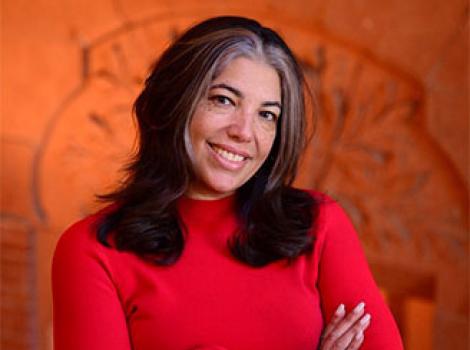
left=97, top=16, right=320, bottom=267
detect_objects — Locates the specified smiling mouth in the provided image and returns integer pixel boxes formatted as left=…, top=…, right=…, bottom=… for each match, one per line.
left=208, top=143, right=249, bottom=163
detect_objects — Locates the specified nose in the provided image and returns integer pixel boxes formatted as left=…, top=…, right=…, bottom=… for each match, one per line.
left=227, top=109, right=253, bottom=142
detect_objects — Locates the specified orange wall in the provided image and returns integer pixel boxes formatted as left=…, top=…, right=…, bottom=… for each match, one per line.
left=1, top=1, right=468, bottom=349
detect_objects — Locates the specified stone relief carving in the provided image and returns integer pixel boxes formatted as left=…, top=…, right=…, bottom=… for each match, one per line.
left=34, top=15, right=467, bottom=269
left=0, top=10, right=464, bottom=349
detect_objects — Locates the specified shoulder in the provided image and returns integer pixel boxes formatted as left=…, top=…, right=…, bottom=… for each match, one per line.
left=296, top=188, right=358, bottom=241
left=299, top=188, right=348, bottom=213
left=53, top=204, right=118, bottom=260
left=51, top=204, right=129, bottom=316
left=296, top=188, right=345, bottom=218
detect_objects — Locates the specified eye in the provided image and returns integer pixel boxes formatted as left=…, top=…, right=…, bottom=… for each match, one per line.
left=259, top=111, right=278, bottom=122
left=209, top=95, right=234, bottom=106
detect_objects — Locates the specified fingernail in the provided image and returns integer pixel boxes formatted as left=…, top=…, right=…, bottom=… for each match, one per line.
left=360, top=313, right=371, bottom=325
left=335, top=303, right=345, bottom=315
left=355, top=331, right=364, bottom=341
left=353, top=302, right=365, bottom=313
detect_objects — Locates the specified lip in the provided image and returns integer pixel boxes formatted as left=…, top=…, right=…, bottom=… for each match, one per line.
left=207, top=142, right=250, bottom=170
left=208, top=142, right=252, bottom=159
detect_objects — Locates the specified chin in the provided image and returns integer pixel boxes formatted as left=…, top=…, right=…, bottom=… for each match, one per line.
left=204, top=177, right=243, bottom=197
left=193, top=170, right=253, bottom=198
left=209, top=184, right=238, bottom=196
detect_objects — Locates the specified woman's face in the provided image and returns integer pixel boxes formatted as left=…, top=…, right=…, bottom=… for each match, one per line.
left=187, top=56, right=282, bottom=200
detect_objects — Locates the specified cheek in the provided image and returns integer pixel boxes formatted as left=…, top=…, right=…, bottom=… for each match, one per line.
left=189, top=114, right=209, bottom=150
left=257, top=128, right=277, bottom=158
left=189, top=104, right=222, bottom=148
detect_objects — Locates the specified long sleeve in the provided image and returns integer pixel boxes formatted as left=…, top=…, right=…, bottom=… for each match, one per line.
left=317, top=199, right=404, bottom=349
left=51, top=219, right=132, bottom=350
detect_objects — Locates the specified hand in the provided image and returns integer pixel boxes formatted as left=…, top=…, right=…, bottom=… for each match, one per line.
left=319, top=302, right=371, bottom=350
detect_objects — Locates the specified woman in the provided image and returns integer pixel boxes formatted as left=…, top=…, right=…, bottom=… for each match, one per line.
left=52, top=16, right=403, bottom=349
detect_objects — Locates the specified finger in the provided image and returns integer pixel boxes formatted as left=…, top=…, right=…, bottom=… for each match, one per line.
left=320, top=302, right=366, bottom=349
left=335, top=313, right=371, bottom=350
left=347, top=331, right=365, bottom=350
left=322, top=304, right=346, bottom=339
left=330, top=302, right=365, bottom=338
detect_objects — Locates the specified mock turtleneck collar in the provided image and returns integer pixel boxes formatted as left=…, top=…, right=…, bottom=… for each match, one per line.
left=177, top=193, right=236, bottom=224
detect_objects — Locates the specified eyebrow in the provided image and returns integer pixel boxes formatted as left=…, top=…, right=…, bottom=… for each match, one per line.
left=210, top=83, right=282, bottom=110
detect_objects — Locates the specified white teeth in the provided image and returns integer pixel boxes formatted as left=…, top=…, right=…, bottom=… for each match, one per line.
left=212, top=145, right=245, bottom=162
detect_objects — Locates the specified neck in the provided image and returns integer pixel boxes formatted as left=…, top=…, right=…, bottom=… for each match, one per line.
left=184, top=188, right=235, bottom=201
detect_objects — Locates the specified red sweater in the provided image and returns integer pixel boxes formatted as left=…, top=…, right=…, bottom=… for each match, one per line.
left=52, top=191, right=403, bottom=349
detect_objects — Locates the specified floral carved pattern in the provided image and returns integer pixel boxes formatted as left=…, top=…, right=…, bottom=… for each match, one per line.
left=35, top=14, right=467, bottom=270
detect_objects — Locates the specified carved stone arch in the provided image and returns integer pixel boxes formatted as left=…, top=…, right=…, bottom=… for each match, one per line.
left=35, top=11, right=468, bottom=348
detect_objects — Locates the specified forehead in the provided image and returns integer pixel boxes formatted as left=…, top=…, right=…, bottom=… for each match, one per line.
left=211, top=57, right=281, bottom=102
